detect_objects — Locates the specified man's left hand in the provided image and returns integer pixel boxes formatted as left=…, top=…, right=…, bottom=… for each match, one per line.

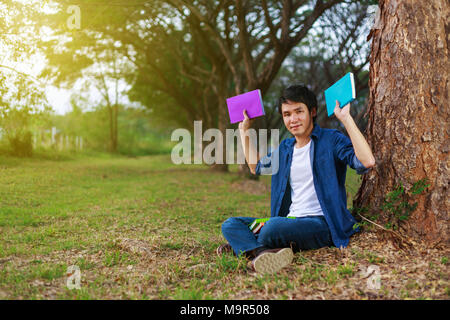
left=334, top=100, right=351, bottom=123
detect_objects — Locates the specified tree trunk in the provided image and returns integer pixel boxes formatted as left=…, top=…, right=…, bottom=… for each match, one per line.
left=354, top=0, right=449, bottom=245
left=107, top=104, right=115, bottom=153
left=210, top=95, right=229, bottom=172
left=113, top=103, right=118, bottom=152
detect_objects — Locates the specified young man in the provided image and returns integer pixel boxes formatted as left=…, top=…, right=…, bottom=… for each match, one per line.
left=217, top=84, right=375, bottom=274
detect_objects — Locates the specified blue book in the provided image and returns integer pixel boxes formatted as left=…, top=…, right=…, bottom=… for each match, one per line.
left=324, top=72, right=356, bottom=117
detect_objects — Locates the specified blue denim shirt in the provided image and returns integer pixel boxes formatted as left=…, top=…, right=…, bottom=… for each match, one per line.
left=255, top=124, right=370, bottom=248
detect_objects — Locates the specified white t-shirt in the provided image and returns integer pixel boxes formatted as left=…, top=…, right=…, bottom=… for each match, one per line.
left=287, top=140, right=324, bottom=218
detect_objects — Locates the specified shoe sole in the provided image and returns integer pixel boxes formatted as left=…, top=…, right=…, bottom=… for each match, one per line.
left=252, top=248, right=294, bottom=274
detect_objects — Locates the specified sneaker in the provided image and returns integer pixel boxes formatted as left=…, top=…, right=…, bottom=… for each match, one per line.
left=251, top=248, right=293, bottom=274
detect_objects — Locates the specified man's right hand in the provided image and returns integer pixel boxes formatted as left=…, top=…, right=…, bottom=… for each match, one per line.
left=238, top=109, right=253, bottom=132
left=238, top=109, right=259, bottom=173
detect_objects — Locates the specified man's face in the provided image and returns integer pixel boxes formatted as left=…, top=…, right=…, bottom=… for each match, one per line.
left=281, top=101, right=316, bottom=138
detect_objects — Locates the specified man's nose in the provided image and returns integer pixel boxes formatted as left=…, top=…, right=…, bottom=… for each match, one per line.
left=290, top=114, right=300, bottom=122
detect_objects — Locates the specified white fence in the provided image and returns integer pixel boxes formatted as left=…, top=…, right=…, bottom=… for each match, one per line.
left=0, top=127, right=84, bottom=151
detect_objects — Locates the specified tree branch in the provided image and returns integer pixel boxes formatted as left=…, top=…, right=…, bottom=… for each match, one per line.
left=261, top=0, right=281, bottom=50
left=235, top=0, right=257, bottom=88
left=168, top=0, right=241, bottom=90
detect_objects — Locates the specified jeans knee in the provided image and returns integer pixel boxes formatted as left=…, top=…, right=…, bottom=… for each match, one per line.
left=221, top=217, right=237, bottom=235
left=258, top=222, right=277, bottom=246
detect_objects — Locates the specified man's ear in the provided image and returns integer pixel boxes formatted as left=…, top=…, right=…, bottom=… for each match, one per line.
left=311, top=107, right=317, bottom=118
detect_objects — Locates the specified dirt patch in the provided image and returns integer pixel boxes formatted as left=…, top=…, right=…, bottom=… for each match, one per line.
left=116, top=238, right=154, bottom=256
left=230, top=179, right=270, bottom=196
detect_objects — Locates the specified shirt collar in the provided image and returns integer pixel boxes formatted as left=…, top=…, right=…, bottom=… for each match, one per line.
left=311, top=123, right=322, bottom=139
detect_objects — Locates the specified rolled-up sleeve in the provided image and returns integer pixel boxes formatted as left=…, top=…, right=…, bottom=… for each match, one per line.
left=334, top=131, right=370, bottom=175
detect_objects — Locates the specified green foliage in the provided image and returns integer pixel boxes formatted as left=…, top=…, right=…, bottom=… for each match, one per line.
left=362, top=0, right=379, bottom=5
left=0, top=73, right=52, bottom=157
left=410, top=178, right=431, bottom=195
left=38, top=0, right=375, bottom=135
left=270, top=1, right=373, bottom=133
left=49, top=100, right=174, bottom=156
left=352, top=178, right=430, bottom=231
left=350, top=206, right=372, bottom=230
left=381, top=178, right=430, bottom=229
left=7, top=130, right=33, bottom=157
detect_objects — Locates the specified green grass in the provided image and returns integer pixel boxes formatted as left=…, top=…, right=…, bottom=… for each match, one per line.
left=0, top=152, right=447, bottom=300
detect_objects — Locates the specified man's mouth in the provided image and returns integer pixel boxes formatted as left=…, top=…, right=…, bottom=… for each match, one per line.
left=291, top=125, right=301, bottom=129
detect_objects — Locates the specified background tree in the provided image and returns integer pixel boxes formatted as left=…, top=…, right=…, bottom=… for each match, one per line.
left=88, top=49, right=133, bottom=153
left=354, top=0, right=449, bottom=245
left=44, top=0, right=350, bottom=171
left=52, top=94, right=172, bottom=155
left=0, top=73, right=51, bottom=157
left=40, top=27, right=134, bottom=153
left=0, top=1, right=54, bottom=156
left=264, top=1, right=374, bottom=142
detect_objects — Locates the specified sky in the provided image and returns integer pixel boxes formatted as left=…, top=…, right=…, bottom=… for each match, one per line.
left=1, top=51, right=84, bottom=115
left=1, top=0, right=103, bottom=115
left=46, top=86, right=77, bottom=115
left=1, top=52, right=134, bottom=115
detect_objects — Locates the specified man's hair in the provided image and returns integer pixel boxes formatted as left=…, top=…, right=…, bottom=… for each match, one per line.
left=277, top=84, right=318, bottom=123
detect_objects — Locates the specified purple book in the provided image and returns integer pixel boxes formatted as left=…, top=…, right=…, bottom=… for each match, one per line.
left=226, top=89, right=265, bottom=124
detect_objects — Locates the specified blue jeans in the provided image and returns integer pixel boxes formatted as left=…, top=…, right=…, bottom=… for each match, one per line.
left=221, top=216, right=333, bottom=257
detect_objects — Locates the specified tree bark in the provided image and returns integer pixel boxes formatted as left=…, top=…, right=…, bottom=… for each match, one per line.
left=107, top=103, right=115, bottom=153
left=210, top=92, right=229, bottom=172
left=113, top=103, right=118, bottom=152
left=354, top=0, right=449, bottom=245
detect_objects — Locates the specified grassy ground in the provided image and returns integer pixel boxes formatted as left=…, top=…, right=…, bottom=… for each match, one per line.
left=0, top=153, right=448, bottom=299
